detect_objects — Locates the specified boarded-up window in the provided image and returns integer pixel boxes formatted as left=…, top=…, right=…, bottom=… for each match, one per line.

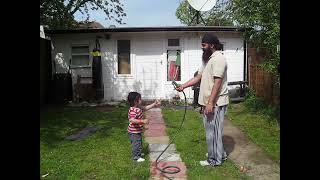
left=167, top=50, right=181, bottom=81
left=71, top=45, right=90, bottom=66
left=117, top=40, right=131, bottom=74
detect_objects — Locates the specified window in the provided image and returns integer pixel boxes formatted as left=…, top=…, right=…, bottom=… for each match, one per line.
left=219, top=43, right=225, bottom=54
left=167, top=50, right=181, bottom=81
left=117, top=40, right=131, bottom=74
left=220, top=43, right=224, bottom=51
left=168, top=39, right=180, bottom=46
left=71, top=45, right=90, bottom=66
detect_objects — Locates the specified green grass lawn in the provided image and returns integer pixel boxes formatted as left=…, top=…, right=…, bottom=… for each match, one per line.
left=40, top=101, right=279, bottom=179
left=226, top=102, right=280, bottom=163
left=162, top=107, right=249, bottom=180
left=40, top=105, right=150, bottom=179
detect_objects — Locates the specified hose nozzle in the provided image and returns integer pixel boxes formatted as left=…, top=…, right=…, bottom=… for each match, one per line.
left=172, top=81, right=180, bottom=89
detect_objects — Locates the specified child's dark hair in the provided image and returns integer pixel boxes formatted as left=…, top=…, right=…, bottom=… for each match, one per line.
left=127, top=92, right=141, bottom=107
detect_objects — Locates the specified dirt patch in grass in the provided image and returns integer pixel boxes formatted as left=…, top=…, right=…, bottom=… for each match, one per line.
left=95, top=105, right=117, bottom=112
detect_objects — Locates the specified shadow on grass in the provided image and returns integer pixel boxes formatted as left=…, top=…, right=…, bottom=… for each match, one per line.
left=40, top=105, right=129, bottom=148
left=223, top=135, right=235, bottom=156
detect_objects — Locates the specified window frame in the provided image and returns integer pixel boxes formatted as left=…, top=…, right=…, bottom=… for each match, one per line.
left=166, top=38, right=182, bottom=83
left=115, top=39, right=134, bottom=78
left=219, top=42, right=225, bottom=55
left=70, top=44, right=91, bottom=69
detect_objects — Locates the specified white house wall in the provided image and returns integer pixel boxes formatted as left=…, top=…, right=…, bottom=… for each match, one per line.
left=50, top=31, right=245, bottom=102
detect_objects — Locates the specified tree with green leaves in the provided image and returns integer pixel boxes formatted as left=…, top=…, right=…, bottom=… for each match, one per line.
left=226, top=0, right=280, bottom=77
left=40, top=0, right=126, bottom=29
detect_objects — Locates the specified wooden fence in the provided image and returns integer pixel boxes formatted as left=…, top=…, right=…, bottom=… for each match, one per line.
left=248, top=48, right=280, bottom=105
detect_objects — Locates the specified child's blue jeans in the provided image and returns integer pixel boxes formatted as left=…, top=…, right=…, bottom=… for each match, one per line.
left=129, top=132, right=142, bottom=160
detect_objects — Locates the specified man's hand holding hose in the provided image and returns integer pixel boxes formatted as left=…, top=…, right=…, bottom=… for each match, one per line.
left=175, top=73, right=201, bottom=92
left=175, top=85, right=185, bottom=92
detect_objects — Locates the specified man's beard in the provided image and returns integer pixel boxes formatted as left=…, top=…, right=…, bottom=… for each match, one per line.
left=202, top=48, right=213, bottom=63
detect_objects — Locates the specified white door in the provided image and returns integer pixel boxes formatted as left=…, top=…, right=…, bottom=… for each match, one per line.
left=133, top=39, right=163, bottom=99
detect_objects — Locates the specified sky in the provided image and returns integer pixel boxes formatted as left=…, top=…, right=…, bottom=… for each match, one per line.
left=74, top=0, right=185, bottom=27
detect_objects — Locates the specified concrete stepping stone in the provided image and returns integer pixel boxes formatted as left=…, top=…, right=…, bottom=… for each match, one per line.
left=145, top=136, right=170, bottom=144
left=149, top=144, right=176, bottom=152
left=148, top=108, right=162, bottom=112
left=144, top=128, right=167, bottom=137
left=149, top=151, right=182, bottom=162
left=146, top=124, right=166, bottom=130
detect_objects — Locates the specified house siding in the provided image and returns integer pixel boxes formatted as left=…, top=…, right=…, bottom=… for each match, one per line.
left=50, top=31, right=245, bottom=101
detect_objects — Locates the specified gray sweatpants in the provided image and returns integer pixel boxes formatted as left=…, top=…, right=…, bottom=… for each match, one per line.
left=202, top=105, right=228, bottom=166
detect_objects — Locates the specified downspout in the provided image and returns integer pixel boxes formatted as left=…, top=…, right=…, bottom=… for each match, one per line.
left=243, top=39, right=248, bottom=82
left=243, top=39, right=248, bottom=97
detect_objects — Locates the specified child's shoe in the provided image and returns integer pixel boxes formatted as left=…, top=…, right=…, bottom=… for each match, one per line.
left=136, top=157, right=145, bottom=162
